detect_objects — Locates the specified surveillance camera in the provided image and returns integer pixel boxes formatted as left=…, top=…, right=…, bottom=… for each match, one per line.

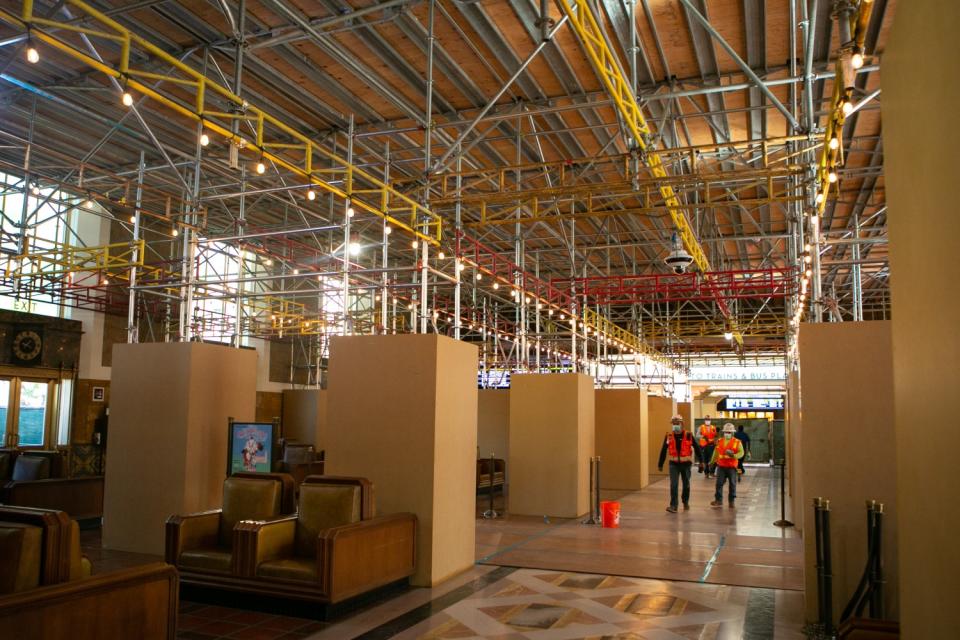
left=663, top=232, right=694, bottom=275
left=672, top=264, right=687, bottom=275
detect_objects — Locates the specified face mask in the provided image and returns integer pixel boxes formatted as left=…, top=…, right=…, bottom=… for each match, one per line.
left=672, top=424, right=681, bottom=433
left=724, top=433, right=733, bottom=439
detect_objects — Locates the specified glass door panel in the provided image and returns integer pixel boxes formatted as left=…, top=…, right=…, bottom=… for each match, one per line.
left=17, top=381, right=48, bottom=447
left=0, top=379, right=9, bottom=446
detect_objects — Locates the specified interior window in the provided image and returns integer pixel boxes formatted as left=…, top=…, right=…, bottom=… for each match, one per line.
left=17, top=380, right=48, bottom=447
left=0, top=379, right=9, bottom=446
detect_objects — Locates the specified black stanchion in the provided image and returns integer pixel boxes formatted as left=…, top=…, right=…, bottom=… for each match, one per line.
left=871, top=503, right=885, bottom=618
left=481, top=452, right=498, bottom=519
left=814, top=497, right=825, bottom=631
left=822, top=499, right=834, bottom=637
left=773, top=459, right=794, bottom=527
left=594, top=455, right=602, bottom=524
left=582, top=457, right=598, bottom=525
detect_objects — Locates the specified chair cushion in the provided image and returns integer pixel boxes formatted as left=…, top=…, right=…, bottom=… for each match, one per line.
left=257, top=557, right=317, bottom=583
left=0, top=522, right=42, bottom=594
left=12, top=455, right=50, bottom=481
left=219, top=477, right=283, bottom=548
left=178, top=548, right=233, bottom=574
left=295, top=484, right=361, bottom=557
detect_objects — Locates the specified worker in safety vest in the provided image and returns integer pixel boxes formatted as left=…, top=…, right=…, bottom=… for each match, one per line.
left=710, top=423, right=745, bottom=508
left=698, top=416, right=719, bottom=478
left=657, top=414, right=702, bottom=513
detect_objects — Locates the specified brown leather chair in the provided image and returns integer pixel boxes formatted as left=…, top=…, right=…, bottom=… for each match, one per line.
left=235, top=477, right=416, bottom=603
left=0, top=506, right=91, bottom=587
left=165, top=472, right=295, bottom=581
left=0, top=522, right=43, bottom=594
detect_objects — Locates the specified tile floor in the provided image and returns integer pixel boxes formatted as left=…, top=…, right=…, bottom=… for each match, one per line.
left=78, top=465, right=806, bottom=639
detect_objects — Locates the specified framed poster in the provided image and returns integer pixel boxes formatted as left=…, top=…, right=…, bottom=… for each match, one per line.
left=92, top=386, right=105, bottom=402
left=227, top=422, right=276, bottom=475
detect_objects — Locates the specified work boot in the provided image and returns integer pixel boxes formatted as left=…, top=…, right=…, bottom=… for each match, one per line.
left=682, top=502, right=690, bottom=511
left=728, top=500, right=736, bottom=508
left=710, top=500, right=723, bottom=508
left=666, top=505, right=678, bottom=513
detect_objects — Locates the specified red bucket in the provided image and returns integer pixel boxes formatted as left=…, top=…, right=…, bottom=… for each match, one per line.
left=600, top=500, right=621, bottom=528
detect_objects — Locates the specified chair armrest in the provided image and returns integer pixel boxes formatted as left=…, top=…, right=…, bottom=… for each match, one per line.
left=164, top=510, right=221, bottom=565
left=234, top=516, right=297, bottom=578
left=316, top=513, right=417, bottom=603
left=2, top=476, right=105, bottom=519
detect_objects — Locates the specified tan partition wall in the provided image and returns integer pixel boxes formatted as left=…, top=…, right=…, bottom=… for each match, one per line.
left=103, top=343, right=257, bottom=554
left=785, top=370, right=803, bottom=531
left=647, top=395, right=674, bottom=476
left=324, top=335, right=477, bottom=587
left=477, top=389, right=509, bottom=463
left=885, top=6, right=960, bottom=635
left=509, top=374, right=594, bottom=517
left=798, top=322, right=898, bottom=622
left=595, top=389, right=648, bottom=490
left=281, top=389, right=327, bottom=446
left=677, top=402, right=692, bottom=427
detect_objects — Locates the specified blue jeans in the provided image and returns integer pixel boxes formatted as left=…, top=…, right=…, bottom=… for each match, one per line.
left=715, top=467, right=738, bottom=502
left=668, top=462, right=692, bottom=508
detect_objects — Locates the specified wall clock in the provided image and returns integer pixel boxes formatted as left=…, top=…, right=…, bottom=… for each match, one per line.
left=12, top=329, right=42, bottom=363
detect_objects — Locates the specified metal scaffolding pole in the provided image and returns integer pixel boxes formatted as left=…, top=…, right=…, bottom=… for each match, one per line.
left=343, top=115, right=354, bottom=336
left=127, top=151, right=144, bottom=343
left=381, top=142, right=390, bottom=333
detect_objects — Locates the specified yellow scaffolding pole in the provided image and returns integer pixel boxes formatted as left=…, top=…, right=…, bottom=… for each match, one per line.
left=6, top=0, right=442, bottom=245
left=555, top=0, right=743, bottom=345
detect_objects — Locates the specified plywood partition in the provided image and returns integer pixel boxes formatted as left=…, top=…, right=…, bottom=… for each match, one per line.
left=477, top=389, right=509, bottom=463
left=798, top=322, right=898, bottom=622
left=103, top=343, right=257, bottom=555
left=647, top=396, right=674, bottom=476
left=677, top=402, right=692, bottom=427
left=281, top=389, right=327, bottom=446
left=885, top=7, right=960, bottom=635
left=595, top=389, right=648, bottom=490
left=509, top=374, right=594, bottom=518
left=324, top=335, right=477, bottom=587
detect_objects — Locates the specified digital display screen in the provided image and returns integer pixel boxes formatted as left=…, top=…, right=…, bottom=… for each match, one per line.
left=722, top=397, right=784, bottom=410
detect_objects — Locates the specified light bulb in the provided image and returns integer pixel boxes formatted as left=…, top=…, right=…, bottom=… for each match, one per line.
left=256, top=161, right=266, bottom=174
left=548, top=309, right=554, bottom=316
left=101, top=277, right=109, bottom=285
left=537, top=303, right=543, bottom=310
left=804, top=255, right=812, bottom=264
left=122, top=91, right=133, bottom=106
left=293, top=269, right=299, bottom=275
left=805, top=268, right=812, bottom=277
left=200, top=132, right=210, bottom=147
left=30, top=185, right=39, bottom=195
left=828, top=171, right=838, bottom=183
left=26, top=46, right=39, bottom=64
left=842, top=100, right=853, bottom=116
left=347, top=207, right=355, bottom=218
left=476, top=273, right=482, bottom=281
left=804, top=243, right=811, bottom=252
left=85, top=199, right=95, bottom=209
left=457, top=262, right=465, bottom=272
left=265, top=258, right=273, bottom=266
left=349, top=242, right=361, bottom=256
left=851, top=52, right=864, bottom=69
left=384, top=225, right=392, bottom=235
left=815, top=192, right=825, bottom=204
left=172, top=228, right=179, bottom=237
left=524, top=296, right=531, bottom=304
left=492, top=282, right=499, bottom=290
left=438, top=251, right=445, bottom=259
left=411, top=240, right=418, bottom=249
left=829, top=136, right=839, bottom=150
left=306, top=189, right=316, bottom=201
left=129, top=215, right=136, bottom=223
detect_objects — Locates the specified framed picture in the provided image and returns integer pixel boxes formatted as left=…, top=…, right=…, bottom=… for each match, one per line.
left=92, top=386, right=105, bottom=402
left=226, top=422, right=276, bottom=475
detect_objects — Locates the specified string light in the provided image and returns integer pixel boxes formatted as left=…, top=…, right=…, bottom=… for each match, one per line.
left=306, top=188, right=316, bottom=201
left=347, top=207, right=355, bottom=218
left=384, top=225, right=392, bottom=235
left=129, top=215, right=136, bottom=223
left=476, top=273, right=482, bottom=281
left=438, top=251, right=445, bottom=259
left=172, top=227, right=178, bottom=237
left=842, top=100, right=854, bottom=116
left=411, top=240, right=418, bottom=249
left=851, top=51, right=864, bottom=70
left=492, top=282, right=499, bottom=290
left=815, top=192, right=825, bottom=205
left=829, top=136, right=840, bottom=150
left=349, top=241, right=361, bottom=256
left=200, top=132, right=210, bottom=147
left=828, top=171, right=838, bottom=183
left=256, top=159, right=266, bottom=174
left=26, top=36, right=39, bottom=64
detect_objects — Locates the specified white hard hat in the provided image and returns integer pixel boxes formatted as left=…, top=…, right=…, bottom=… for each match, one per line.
left=723, top=423, right=736, bottom=433
left=671, top=414, right=683, bottom=421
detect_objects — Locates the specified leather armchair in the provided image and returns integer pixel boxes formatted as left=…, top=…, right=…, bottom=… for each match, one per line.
left=165, top=472, right=295, bottom=581
left=0, top=523, right=43, bottom=594
left=236, top=478, right=416, bottom=604
left=0, top=506, right=90, bottom=587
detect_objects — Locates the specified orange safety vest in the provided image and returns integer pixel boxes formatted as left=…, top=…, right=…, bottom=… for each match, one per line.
left=698, top=424, right=717, bottom=447
left=666, top=431, right=695, bottom=463
left=715, top=437, right=742, bottom=468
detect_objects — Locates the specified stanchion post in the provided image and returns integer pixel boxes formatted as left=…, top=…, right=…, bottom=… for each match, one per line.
left=773, top=458, right=795, bottom=527
left=582, top=457, right=598, bottom=524
left=813, top=497, right=825, bottom=631
left=822, top=499, right=834, bottom=636
left=482, top=452, right=498, bottom=519
left=871, top=502, right=885, bottom=618
left=594, top=455, right=602, bottom=525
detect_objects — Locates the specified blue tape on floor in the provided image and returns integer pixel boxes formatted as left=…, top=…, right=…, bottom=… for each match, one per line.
left=700, top=534, right=726, bottom=583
